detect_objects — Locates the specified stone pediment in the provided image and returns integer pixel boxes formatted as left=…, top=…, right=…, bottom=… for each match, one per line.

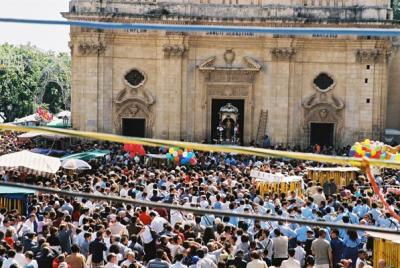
left=198, top=53, right=261, bottom=73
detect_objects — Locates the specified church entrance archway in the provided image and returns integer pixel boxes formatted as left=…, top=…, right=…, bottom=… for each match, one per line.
left=310, top=122, right=334, bottom=146
left=211, top=99, right=244, bottom=145
left=122, top=118, right=146, bottom=137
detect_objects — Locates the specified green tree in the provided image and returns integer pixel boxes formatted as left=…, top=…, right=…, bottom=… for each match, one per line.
left=394, top=0, right=400, bottom=20
left=0, top=44, right=71, bottom=122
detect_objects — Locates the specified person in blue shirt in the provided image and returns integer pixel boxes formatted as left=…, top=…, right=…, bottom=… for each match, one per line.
left=330, top=229, right=344, bottom=267
left=295, top=225, right=312, bottom=243
left=301, top=201, right=314, bottom=220
left=369, top=203, right=382, bottom=222
left=343, top=230, right=361, bottom=267
left=347, top=205, right=360, bottom=224
left=353, top=199, right=370, bottom=219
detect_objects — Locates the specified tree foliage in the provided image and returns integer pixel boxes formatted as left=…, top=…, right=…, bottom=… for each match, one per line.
left=0, top=44, right=71, bottom=122
left=394, top=0, right=400, bottom=20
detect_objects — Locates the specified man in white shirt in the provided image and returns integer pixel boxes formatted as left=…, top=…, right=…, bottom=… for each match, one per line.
left=355, top=250, right=368, bottom=268
left=1, top=250, right=19, bottom=268
left=14, top=244, right=26, bottom=267
left=150, top=212, right=168, bottom=234
left=195, top=249, right=217, bottom=268
left=24, top=251, right=38, bottom=268
left=246, top=251, right=268, bottom=268
left=170, top=253, right=188, bottom=268
left=272, top=229, right=288, bottom=267
left=281, top=248, right=300, bottom=268
left=119, top=183, right=129, bottom=198
left=104, top=253, right=120, bottom=268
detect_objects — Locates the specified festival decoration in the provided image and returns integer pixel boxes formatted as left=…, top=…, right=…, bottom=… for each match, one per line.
left=35, top=107, right=53, bottom=122
left=349, top=139, right=400, bottom=161
left=123, top=143, right=146, bottom=157
left=165, top=147, right=197, bottom=166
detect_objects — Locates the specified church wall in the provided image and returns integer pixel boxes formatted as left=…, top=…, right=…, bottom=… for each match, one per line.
left=69, top=28, right=391, bottom=147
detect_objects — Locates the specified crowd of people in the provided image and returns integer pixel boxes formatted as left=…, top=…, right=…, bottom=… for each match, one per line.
left=0, top=132, right=398, bottom=268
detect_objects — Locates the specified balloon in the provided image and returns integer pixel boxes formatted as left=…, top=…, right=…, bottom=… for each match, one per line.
left=183, top=152, right=188, bottom=158
left=173, top=151, right=178, bottom=157
left=178, top=149, right=183, bottom=156
left=365, top=152, right=371, bottom=158
left=169, top=148, right=175, bottom=154
left=349, top=150, right=356, bottom=157
left=174, top=156, right=180, bottom=163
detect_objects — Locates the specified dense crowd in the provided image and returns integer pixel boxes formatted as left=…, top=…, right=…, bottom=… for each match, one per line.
left=0, top=133, right=398, bottom=268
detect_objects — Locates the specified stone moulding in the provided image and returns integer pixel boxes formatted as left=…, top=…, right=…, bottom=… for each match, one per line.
left=163, top=44, right=187, bottom=58
left=78, top=42, right=107, bottom=56
left=355, top=49, right=383, bottom=63
left=198, top=56, right=261, bottom=73
left=270, top=47, right=296, bottom=61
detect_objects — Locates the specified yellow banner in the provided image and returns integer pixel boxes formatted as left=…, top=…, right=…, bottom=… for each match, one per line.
left=1, top=124, right=400, bottom=169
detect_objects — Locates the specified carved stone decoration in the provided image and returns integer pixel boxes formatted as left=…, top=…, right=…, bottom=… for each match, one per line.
left=163, top=45, right=187, bottom=58
left=302, top=80, right=345, bottom=145
left=114, top=73, right=156, bottom=136
left=356, top=49, right=383, bottom=63
left=78, top=42, right=107, bottom=56
left=198, top=53, right=261, bottom=82
left=223, top=49, right=236, bottom=65
left=319, top=109, right=328, bottom=120
left=302, top=91, right=344, bottom=111
left=270, top=47, right=296, bottom=61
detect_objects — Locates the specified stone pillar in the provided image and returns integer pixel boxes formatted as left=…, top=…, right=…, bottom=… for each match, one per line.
left=74, top=37, right=104, bottom=132
left=159, top=35, right=187, bottom=140
left=387, top=37, right=400, bottom=130
left=269, top=46, right=296, bottom=145
left=96, top=33, right=114, bottom=133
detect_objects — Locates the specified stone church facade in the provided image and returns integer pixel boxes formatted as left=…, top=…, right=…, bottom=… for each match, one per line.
left=63, top=0, right=398, bottom=147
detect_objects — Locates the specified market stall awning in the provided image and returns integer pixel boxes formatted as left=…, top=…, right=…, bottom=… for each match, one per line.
left=0, top=186, right=36, bottom=195
left=0, top=150, right=61, bottom=177
left=46, top=118, right=71, bottom=129
left=366, top=231, right=400, bottom=244
left=61, top=159, right=91, bottom=170
left=61, top=150, right=110, bottom=161
left=18, top=132, right=65, bottom=140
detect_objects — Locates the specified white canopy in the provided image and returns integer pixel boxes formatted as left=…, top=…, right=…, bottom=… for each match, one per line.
left=250, top=170, right=302, bottom=183
left=0, top=150, right=61, bottom=177
left=55, top=111, right=71, bottom=119
left=385, top=129, right=400, bottom=136
left=61, top=159, right=91, bottom=171
left=17, top=132, right=65, bottom=140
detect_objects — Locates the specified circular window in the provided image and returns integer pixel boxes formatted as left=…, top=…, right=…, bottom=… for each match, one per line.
left=313, top=73, right=335, bottom=92
left=124, top=69, right=146, bottom=88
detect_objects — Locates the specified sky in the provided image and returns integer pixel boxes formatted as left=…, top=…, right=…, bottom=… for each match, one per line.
left=0, top=0, right=70, bottom=52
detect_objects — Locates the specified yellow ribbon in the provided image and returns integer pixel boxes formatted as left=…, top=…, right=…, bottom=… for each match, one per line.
left=1, top=124, right=400, bottom=169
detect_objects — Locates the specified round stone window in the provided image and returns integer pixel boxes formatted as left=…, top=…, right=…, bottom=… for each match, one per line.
left=124, top=69, right=146, bottom=88
left=313, top=73, right=335, bottom=92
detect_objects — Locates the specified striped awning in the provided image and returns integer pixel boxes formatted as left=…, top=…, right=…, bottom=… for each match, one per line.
left=0, top=150, right=61, bottom=177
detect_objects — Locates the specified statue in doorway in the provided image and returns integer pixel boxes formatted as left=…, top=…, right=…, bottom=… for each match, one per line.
left=225, top=119, right=233, bottom=140
left=218, top=103, right=239, bottom=144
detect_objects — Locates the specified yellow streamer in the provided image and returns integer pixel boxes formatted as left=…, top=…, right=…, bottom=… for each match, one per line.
left=1, top=124, right=400, bottom=169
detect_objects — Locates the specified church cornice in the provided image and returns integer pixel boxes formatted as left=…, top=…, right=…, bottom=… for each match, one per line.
left=62, top=12, right=395, bottom=29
